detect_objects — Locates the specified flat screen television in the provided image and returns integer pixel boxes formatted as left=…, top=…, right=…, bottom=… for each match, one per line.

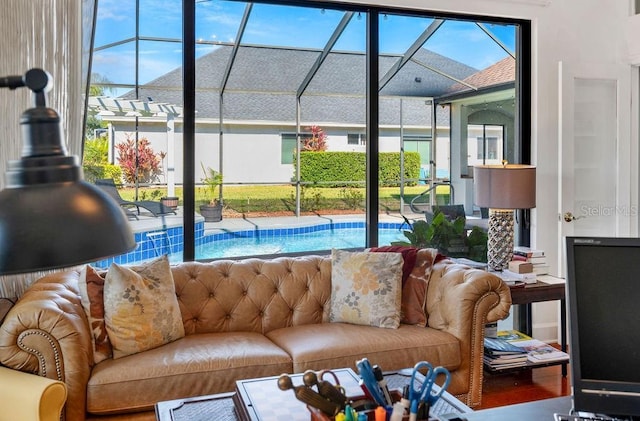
left=566, top=237, right=640, bottom=419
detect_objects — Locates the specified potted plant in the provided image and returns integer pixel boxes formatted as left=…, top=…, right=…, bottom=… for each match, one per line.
left=199, top=163, right=223, bottom=222
left=160, top=196, right=179, bottom=210
left=392, top=211, right=488, bottom=261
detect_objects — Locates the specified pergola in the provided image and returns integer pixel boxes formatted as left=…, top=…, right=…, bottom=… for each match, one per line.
left=87, top=96, right=183, bottom=197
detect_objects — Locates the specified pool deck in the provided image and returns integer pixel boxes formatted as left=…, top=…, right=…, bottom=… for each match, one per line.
left=103, top=207, right=485, bottom=266
left=127, top=208, right=427, bottom=235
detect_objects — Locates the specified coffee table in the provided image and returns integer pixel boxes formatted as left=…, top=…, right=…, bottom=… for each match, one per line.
left=156, top=391, right=236, bottom=421
left=233, top=368, right=365, bottom=421
left=155, top=368, right=471, bottom=421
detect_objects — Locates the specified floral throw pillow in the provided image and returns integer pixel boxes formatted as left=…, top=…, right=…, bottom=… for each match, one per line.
left=78, top=265, right=113, bottom=364
left=329, top=249, right=403, bottom=329
left=104, top=255, right=185, bottom=359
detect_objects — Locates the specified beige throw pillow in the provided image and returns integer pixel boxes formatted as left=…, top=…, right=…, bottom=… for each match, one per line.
left=104, top=255, right=185, bottom=359
left=329, top=249, right=403, bottom=329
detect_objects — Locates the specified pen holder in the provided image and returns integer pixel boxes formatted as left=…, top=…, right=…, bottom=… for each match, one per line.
left=307, top=390, right=429, bottom=421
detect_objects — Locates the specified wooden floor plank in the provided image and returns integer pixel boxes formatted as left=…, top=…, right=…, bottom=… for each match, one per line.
left=478, top=364, right=571, bottom=409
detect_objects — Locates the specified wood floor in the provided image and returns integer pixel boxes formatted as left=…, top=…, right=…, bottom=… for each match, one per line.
left=477, top=363, right=571, bottom=410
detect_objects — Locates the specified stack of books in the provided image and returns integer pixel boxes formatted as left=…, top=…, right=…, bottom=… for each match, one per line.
left=483, top=336, right=529, bottom=369
left=484, top=330, right=570, bottom=371
left=513, top=246, right=550, bottom=276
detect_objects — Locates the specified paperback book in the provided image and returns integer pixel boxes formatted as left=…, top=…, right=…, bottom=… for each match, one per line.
left=483, top=354, right=529, bottom=369
left=509, top=339, right=570, bottom=363
left=484, top=337, right=528, bottom=356
left=491, top=269, right=537, bottom=285
left=496, top=330, right=532, bottom=342
left=513, top=246, right=545, bottom=258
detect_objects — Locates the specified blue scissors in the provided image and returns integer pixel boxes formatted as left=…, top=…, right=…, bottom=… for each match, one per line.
left=408, top=361, right=451, bottom=421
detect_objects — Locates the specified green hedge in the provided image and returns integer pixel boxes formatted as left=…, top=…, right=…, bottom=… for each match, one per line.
left=83, top=164, right=122, bottom=183
left=297, top=151, right=420, bottom=187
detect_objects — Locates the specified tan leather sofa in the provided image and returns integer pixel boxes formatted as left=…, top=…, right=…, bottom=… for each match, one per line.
left=0, top=254, right=511, bottom=421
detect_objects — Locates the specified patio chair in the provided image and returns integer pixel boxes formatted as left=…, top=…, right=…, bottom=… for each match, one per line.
left=426, top=204, right=488, bottom=231
left=95, top=179, right=177, bottom=218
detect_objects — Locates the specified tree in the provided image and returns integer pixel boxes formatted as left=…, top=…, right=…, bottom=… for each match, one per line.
left=301, top=125, right=327, bottom=151
left=82, top=137, right=122, bottom=183
left=89, top=73, right=115, bottom=97
left=116, top=134, right=166, bottom=184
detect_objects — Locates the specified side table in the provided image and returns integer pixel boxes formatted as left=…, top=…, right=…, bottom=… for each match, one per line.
left=508, top=275, right=567, bottom=376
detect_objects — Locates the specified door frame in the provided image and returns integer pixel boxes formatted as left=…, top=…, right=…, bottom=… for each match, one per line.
left=557, top=60, right=635, bottom=277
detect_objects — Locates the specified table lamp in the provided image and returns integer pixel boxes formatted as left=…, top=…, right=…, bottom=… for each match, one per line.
left=473, top=163, right=536, bottom=271
left=0, top=68, right=136, bottom=275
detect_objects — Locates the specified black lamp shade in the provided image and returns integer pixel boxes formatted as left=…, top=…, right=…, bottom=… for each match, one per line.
left=0, top=68, right=136, bottom=275
left=0, top=181, right=136, bottom=274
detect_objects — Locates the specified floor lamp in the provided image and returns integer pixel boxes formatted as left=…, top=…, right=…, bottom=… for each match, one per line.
left=473, top=164, right=536, bottom=271
left=0, top=69, right=136, bottom=275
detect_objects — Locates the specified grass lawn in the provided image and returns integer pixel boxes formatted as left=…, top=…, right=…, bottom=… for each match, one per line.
left=119, top=184, right=451, bottom=215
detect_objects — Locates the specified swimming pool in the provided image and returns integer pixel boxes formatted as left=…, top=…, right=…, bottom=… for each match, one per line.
left=94, top=221, right=412, bottom=267
left=193, top=226, right=409, bottom=260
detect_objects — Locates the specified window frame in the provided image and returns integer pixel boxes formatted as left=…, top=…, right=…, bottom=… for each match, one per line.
left=144, top=1, right=532, bottom=261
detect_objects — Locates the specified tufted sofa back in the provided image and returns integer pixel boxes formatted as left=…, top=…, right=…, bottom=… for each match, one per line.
left=171, top=256, right=333, bottom=336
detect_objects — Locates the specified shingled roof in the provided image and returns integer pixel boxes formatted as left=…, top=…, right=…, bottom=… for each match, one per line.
left=444, top=56, right=515, bottom=96
left=124, top=44, right=481, bottom=126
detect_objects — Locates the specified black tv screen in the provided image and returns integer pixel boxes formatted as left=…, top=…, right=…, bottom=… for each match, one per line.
left=566, top=237, right=640, bottom=419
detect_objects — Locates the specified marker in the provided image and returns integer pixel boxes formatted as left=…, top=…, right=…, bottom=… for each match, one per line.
left=344, top=404, right=355, bottom=421
left=373, top=364, right=394, bottom=406
left=375, top=406, right=387, bottom=421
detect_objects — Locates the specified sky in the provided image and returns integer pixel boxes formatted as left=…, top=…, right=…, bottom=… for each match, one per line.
left=92, top=0, right=516, bottom=91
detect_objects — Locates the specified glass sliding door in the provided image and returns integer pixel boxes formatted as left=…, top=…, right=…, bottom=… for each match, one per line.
left=192, top=1, right=368, bottom=259
left=378, top=11, right=520, bottom=228
left=87, top=0, right=186, bottom=266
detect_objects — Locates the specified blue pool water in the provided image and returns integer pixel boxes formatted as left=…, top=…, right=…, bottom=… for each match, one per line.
left=194, top=226, right=408, bottom=260
left=94, top=221, right=412, bottom=267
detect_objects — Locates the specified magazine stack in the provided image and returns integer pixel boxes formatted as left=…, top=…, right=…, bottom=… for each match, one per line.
left=484, top=330, right=569, bottom=372
left=483, top=335, right=529, bottom=370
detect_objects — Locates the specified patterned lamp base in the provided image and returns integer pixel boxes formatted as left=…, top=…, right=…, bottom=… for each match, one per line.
left=487, top=209, right=514, bottom=271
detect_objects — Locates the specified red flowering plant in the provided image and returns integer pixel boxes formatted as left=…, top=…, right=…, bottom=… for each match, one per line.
left=116, top=134, right=166, bottom=184
left=301, top=125, right=328, bottom=151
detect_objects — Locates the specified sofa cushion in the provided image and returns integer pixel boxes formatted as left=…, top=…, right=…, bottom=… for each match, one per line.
left=78, top=265, right=113, bottom=364
left=329, top=249, right=403, bottom=329
left=104, top=255, right=185, bottom=359
left=86, top=332, right=292, bottom=415
left=266, top=323, right=461, bottom=383
left=369, top=247, right=438, bottom=327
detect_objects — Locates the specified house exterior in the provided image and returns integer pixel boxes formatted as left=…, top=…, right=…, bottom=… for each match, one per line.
left=96, top=44, right=513, bottom=189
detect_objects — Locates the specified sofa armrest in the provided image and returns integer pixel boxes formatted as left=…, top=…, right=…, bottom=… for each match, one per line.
left=0, top=270, right=93, bottom=421
left=426, top=260, right=512, bottom=407
left=0, top=365, right=67, bottom=421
